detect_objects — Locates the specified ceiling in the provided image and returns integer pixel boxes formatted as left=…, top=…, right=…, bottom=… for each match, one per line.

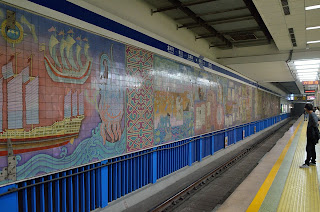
left=227, top=61, right=293, bottom=82
left=272, top=81, right=301, bottom=94
left=145, top=0, right=272, bottom=49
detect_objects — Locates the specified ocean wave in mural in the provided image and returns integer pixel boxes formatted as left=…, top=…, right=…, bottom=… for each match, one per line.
left=15, top=123, right=125, bottom=180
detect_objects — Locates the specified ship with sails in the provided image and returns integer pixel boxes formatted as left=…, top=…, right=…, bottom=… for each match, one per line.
left=0, top=53, right=85, bottom=156
left=43, top=27, right=92, bottom=84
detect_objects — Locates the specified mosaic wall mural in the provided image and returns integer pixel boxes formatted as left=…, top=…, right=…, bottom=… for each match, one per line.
left=0, top=3, right=280, bottom=185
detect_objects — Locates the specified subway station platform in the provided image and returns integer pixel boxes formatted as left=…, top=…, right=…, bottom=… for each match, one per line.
left=218, top=117, right=320, bottom=212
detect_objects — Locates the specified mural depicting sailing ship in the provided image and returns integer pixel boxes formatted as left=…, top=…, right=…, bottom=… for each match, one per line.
left=43, top=27, right=92, bottom=84
left=0, top=54, right=85, bottom=156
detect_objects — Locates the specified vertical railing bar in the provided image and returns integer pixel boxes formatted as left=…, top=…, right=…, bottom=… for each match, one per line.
left=48, top=175, right=53, bottom=212
left=80, top=167, right=85, bottom=212
left=85, top=165, right=91, bottom=212
left=74, top=168, right=79, bottom=212
left=100, top=161, right=108, bottom=208
left=22, top=182, right=28, bottom=212
left=39, top=177, right=45, bottom=212
left=54, top=173, right=60, bottom=212
left=96, top=163, right=101, bottom=208
left=61, top=172, right=67, bottom=212
left=67, top=170, right=73, bottom=212
left=31, top=180, right=36, bottom=212
left=112, top=158, right=117, bottom=200
left=90, top=164, right=95, bottom=210
left=108, top=159, right=112, bottom=202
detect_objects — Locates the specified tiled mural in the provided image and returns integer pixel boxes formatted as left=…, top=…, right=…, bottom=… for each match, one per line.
left=0, top=3, right=280, bottom=185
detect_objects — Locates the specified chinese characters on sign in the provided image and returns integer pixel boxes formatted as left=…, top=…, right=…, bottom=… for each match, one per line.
left=302, top=81, right=319, bottom=85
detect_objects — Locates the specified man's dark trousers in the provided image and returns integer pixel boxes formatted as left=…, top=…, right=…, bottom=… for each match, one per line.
left=305, top=139, right=316, bottom=165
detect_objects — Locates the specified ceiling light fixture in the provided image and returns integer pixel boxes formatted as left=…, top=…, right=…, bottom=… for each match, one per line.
left=298, top=77, right=317, bottom=80
left=298, top=74, right=317, bottom=77
left=307, top=40, right=320, bottom=44
left=306, top=26, right=320, bottom=30
left=297, top=69, right=318, bottom=74
left=295, top=65, right=319, bottom=69
left=294, top=60, right=320, bottom=65
left=299, top=77, right=317, bottom=80
left=305, top=5, right=320, bottom=10
left=297, top=71, right=318, bottom=74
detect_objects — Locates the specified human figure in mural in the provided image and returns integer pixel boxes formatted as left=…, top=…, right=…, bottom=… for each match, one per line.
left=98, top=45, right=124, bottom=144
left=158, top=113, right=172, bottom=141
left=176, top=96, right=183, bottom=121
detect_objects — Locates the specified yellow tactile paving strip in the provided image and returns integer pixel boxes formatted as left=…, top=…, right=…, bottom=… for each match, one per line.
left=246, top=121, right=302, bottom=212
left=277, top=122, right=320, bottom=212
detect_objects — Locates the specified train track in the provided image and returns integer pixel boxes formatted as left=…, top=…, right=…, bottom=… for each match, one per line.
left=149, top=118, right=295, bottom=212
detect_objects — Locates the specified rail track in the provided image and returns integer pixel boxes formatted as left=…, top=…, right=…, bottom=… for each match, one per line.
left=150, top=118, right=295, bottom=212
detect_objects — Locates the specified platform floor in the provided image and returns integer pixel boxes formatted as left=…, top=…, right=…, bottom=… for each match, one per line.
left=217, top=117, right=320, bottom=212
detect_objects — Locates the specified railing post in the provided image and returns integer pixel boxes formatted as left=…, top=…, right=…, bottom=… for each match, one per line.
left=100, top=160, right=109, bottom=208
left=0, top=184, right=18, bottom=212
left=188, top=140, right=192, bottom=166
left=242, top=127, right=245, bottom=139
left=234, top=128, right=236, bottom=143
left=224, top=131, right=228, bottom=148
left=199, top=136, right=203, bottom=162
left=211, top=134, right=215, bottom=155
left=151, top=147, right=157, bottom=184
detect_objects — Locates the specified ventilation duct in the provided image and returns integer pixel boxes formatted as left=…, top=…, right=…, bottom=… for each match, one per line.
left=288, top=28, right=297, bottom=47
left=281, top=0, right=290, bottom=15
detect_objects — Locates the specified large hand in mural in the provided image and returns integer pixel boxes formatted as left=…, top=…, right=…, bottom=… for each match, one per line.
left=86, top=44, right=125, bottom=145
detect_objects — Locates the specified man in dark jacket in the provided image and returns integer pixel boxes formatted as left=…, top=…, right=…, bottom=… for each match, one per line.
left=300, top=103, right=319, bottom=168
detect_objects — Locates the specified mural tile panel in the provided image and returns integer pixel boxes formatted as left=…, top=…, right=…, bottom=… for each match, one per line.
left=126, top=46, right=154, bottom=152
left=0, top=2, right=281, bottom=186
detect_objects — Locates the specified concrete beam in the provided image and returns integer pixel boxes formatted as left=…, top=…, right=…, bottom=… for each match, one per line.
left=217, top=49, right=320, bottom=65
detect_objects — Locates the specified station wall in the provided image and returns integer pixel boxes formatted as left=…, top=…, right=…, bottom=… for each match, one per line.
left=0, top=2, right=280, bottom=186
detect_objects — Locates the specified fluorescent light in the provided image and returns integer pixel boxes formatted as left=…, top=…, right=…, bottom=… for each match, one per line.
left=299, top=78, right=317, bottom=80
left=296, top=69, right=318, bottom=73
left=294, top=60, right=320, bottom=65
left=306, top=26, right=320, bottom=30
left=298, top=76, right=317, bottom=78
left=298, top=74, right=317, bottom=76
left=305, top=5, right=320, bottom=10
left=307, top=40, right=320, bottom=44
left=300, top=79, right=317, bottom=81
left=297, top=71, right=318, bottom=74
left=295, top=65, right=319, bottom=69
left=298, top=75, right=317, bottom=78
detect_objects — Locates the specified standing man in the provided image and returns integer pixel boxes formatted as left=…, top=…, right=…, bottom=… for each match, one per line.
left=300, top=103, right=319, bottom=168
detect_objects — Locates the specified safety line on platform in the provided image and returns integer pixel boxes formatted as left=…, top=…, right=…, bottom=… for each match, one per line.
left=246, top=120, right=302, bottom=212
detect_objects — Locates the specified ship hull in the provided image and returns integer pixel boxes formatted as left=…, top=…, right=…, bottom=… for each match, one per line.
left=0, top=132, right=78, bottom=156
left=44, top=56, right=91, bottom=84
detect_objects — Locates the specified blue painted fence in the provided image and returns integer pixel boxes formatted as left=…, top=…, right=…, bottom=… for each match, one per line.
left=0, top=113, right=290, bottom=212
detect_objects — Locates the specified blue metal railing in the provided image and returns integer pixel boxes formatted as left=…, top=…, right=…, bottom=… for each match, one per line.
left=0, top=113, right=290, bottom=212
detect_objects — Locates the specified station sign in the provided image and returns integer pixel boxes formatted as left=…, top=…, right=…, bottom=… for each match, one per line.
left=305, top=90, right=316, bottom=93
left=302, top=81, right=319, bottom=85
left=294, top=96, right=306, bottom=100
left=307, top=96, right=316, bottom=100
